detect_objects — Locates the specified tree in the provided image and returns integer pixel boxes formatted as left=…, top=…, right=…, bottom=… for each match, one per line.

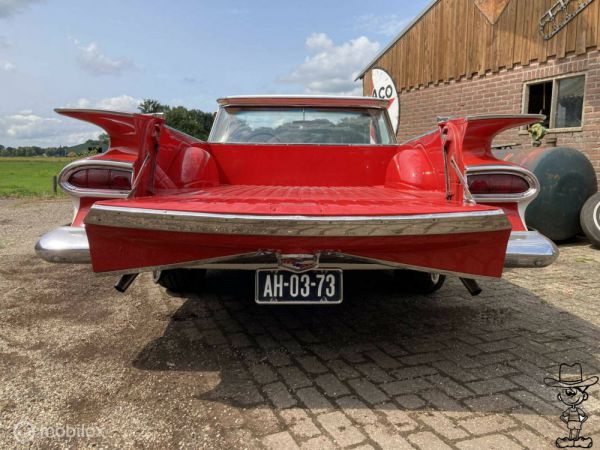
left=138, top=99, right=214, bottom=141
left=138, top=99, right=169, bottom=114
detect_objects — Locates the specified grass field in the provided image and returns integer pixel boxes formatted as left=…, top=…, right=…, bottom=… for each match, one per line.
left=0, top=157, right=76, bottom=197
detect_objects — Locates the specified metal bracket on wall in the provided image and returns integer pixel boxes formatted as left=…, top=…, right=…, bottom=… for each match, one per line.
left=539, top=0, right=595, bottom=40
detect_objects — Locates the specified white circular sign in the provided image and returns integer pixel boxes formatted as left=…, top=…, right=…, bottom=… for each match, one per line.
left=371, top=68, right=399, bottom=133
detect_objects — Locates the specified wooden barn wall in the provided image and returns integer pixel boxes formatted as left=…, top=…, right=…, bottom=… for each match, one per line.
left=363, top=0, right=600, bottom=93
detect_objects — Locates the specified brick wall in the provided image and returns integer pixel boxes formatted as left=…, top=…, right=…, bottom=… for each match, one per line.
left=394, top=51, right=600, bottom=184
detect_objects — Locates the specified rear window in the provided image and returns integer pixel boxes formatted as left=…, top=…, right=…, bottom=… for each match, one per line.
left=208, top=107, right=396, bottom=145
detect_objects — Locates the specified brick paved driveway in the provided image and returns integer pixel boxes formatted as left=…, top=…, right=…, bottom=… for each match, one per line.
left=1, top=199, right=599, bottom=449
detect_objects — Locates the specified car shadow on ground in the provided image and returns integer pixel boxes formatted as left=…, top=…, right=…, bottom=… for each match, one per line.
left=133, top=269, right=600, bottom=418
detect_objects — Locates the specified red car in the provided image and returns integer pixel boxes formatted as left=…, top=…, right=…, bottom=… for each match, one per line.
left=36, top=96, right=557, bottom=303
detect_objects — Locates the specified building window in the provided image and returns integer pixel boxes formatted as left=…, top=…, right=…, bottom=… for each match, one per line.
left=524, top=74, right=585, bottom=130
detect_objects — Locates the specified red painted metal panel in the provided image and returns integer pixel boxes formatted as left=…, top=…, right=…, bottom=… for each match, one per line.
left=86, top=224, right=510, bottom=277
left=204, top=143, right=400, bottom=187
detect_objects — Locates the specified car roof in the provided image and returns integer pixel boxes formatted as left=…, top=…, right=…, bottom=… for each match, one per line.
left=217, top=95, right=389, bottom=109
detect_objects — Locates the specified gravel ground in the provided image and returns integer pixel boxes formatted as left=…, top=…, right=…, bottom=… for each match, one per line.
left=0, top=198, right=599, bottom=449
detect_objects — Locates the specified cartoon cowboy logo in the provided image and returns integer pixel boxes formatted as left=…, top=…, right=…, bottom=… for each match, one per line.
left=545, top=363, right=598, bottom=448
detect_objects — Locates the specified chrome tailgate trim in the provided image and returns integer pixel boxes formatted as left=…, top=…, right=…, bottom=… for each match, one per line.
left=85, top=205, right=511, bottom=237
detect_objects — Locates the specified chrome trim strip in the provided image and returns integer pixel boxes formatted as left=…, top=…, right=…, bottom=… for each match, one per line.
left=504, top=231, right=559, bottom=268
left=324, top=252, right=498, bottom=280
left=217, top=95, right=389, bottom=108
left=35, top=226, right=91, bottom=264
left=465, top=165, right=540, bottom=203
left=84, top=205, right=511, bottom=237
left=105, top=252, right=271, bottom=276
left=59, top=159, right=133, bottom=198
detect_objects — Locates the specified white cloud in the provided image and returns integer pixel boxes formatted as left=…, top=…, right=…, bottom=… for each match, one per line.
left=72, top=98, right=91, bottom=109
left=61, top=130, right=104, bottom=146
left=95, top=94, right=141, bottom=111
left=69, top=95, right=141, bottom=111
left=0, top=60, right=15, bottom=72
left=71, top=95, right=138, bottom=111
left=0, top=111, right=104, bottom=147
left=305, top=32, right=333, bottom=50
left=0, top=113, right=61, bottom=140
left=355, top=14, right=411, bottom=37
left=280, top=33, right=380, bottom=95
left=75, top=40, right=134, bottom=76
left=0, top=0, right=42, bottom=18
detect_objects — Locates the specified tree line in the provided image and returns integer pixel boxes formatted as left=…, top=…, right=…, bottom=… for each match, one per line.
left=137, top=99, right=214, bottom=141
left=0, top=144, right=91, bottom=158
left=0, top=99, right=214, bottom=157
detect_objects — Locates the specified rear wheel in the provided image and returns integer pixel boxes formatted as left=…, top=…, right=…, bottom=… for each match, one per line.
left=153, top=269, right=206, bottom=294
left=394, top=270, right=446, bottom=294
left=580, top=192, right=600, bottom=247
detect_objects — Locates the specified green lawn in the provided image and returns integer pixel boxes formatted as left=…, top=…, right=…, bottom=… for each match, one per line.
left=0, top=157, right=76, bottom=197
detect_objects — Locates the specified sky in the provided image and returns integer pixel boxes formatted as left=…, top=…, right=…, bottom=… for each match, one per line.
left=0, top=0, right=430, bottom=147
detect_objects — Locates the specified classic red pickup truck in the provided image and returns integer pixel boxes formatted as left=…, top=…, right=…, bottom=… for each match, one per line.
left=35, top=96, right=557, bottom=303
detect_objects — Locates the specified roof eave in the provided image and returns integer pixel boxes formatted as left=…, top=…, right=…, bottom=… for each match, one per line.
left=355, top=0, right=441, bottom=81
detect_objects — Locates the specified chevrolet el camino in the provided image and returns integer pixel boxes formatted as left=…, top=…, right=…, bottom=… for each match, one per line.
left=35, top=96, right=558, bottom=303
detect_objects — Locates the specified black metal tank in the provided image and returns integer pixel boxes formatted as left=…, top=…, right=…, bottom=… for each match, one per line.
left=494, top=146, right=598, bottom=241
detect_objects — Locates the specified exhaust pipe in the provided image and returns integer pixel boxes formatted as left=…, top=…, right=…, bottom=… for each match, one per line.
left=460, top=278, right=482, bottom=296
left=114, top=273, right=139, bottom=293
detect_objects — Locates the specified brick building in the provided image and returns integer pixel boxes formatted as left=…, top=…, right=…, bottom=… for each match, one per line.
left=358, top=0, right=600, bottom=184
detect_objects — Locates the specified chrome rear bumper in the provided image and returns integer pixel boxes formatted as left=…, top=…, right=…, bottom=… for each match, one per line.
left=35, top=227, right=558, bottom=269
left=504, top=231, right=558, bottom=268
left=34, top=226, right=90, bottom=263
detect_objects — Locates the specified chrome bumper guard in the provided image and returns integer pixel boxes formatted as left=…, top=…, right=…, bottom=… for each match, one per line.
left=504, top=231, right=558, bottom=268
left=35, top=226, right=91, bottom=263
left=34, top=227, right=558, bottom=269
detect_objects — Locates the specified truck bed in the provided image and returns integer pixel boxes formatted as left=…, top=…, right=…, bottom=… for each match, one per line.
left=102, top=184, right=498, bottom=216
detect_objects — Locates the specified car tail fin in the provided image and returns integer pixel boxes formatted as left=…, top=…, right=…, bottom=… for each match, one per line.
left=455, top=114, right=545, bottom=158
left=55, top=109, right=145, bottom=154
left=436, top=114, right=544, bottom=204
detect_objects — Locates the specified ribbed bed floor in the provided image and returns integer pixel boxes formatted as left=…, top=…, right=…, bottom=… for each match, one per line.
left=100, top=185, right=496, bottom=216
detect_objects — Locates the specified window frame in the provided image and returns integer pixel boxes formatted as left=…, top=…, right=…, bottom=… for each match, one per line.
left=521, top=72, right=586, bottom=133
